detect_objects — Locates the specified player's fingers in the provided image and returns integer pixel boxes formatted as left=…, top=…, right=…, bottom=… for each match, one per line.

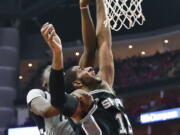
left=41, top=24, right=50, bottom=39
left=75, top=89, right=91, bottom=97
left=71, top=89, right=84, bottom=96
left=48, top=30, right=55, bottom=40
left=42, top=22, right=49, bottom=28
left=44, top=24, right=53, bottom=35
left=71, top=91, right=82, bottom=98
left=43, top=24, right=53, bottom=40
left=41, top=22, right=49, bottom=33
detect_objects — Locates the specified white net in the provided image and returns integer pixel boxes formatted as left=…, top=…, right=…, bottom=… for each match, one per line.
left=104, top=0, right=145, bottom=31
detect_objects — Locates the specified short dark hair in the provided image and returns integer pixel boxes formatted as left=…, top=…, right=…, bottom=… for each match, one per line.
left=64, top=67, right=77, bottom=93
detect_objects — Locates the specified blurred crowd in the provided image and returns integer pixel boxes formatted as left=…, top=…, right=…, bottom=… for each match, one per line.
left=114, top=50, right=180, bottom=90
left=126, top=91, right=180, bottom=116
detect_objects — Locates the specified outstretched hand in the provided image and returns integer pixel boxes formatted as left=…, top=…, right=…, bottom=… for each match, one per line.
left=41, top=23, right=62, bottom=52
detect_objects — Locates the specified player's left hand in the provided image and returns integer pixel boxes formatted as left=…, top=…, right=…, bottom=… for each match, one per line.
left=71, top=89, right=94, bottom=117
left=41, top=23, right=62, bottom=53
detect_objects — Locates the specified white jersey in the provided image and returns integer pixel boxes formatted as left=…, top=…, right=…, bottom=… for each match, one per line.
left=27, top=89, right=75, bottom=135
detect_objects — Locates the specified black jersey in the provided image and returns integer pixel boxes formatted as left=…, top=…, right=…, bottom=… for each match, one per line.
left=69, top=89, right=133, bottom=135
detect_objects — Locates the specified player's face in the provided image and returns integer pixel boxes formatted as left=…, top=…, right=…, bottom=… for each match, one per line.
left=72, top=66, right=102, bottom=86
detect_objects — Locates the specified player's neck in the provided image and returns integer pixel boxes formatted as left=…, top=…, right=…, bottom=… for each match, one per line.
left=100, top=80, right=113, bottom=92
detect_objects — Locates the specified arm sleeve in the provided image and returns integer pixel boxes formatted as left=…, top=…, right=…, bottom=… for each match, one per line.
left=49, top=68, right=79, bottom=116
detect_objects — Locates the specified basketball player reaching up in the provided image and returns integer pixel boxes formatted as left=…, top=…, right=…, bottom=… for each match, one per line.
left=41, top=0, right=134, bottom=134
left=26, top=0, right=99, bottom=134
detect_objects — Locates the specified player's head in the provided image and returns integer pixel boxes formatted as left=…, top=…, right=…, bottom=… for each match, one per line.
left=64, top=66, right=103, bottom=93
left=41, top=65, right=51, bottom=91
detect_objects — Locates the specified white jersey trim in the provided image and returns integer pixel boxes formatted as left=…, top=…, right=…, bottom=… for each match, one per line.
left=89, top=89, right=113, bottom=95
left=81, top=115, right=102, bottom=135
left=80, top=104, right=98, bottom=123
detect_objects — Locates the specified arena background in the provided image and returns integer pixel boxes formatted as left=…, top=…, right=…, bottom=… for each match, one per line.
left=0, top=0, right=180, bottom=135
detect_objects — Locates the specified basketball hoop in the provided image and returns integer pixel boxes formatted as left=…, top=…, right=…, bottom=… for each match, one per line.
left=104, top=0, right=145, bottom=31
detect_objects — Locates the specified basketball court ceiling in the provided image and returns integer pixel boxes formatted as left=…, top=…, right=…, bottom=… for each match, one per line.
left=0, top=0, right=180, bottom=41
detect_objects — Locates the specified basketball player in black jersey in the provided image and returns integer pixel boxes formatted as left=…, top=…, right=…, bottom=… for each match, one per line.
left=26, top=0, right=99, bottom=133
left=40, top=0, right=133, bottom=134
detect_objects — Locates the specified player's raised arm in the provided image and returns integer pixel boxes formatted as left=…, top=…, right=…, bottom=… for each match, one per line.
left=96, top=0, right=114, bottom=89
left=41, top=23, right=63, bottom=70
left=79, top=0, right=97, bottom=67
left=41, top=23, right=93, bottom=121
left=41, top=23, right=76, bottom=114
